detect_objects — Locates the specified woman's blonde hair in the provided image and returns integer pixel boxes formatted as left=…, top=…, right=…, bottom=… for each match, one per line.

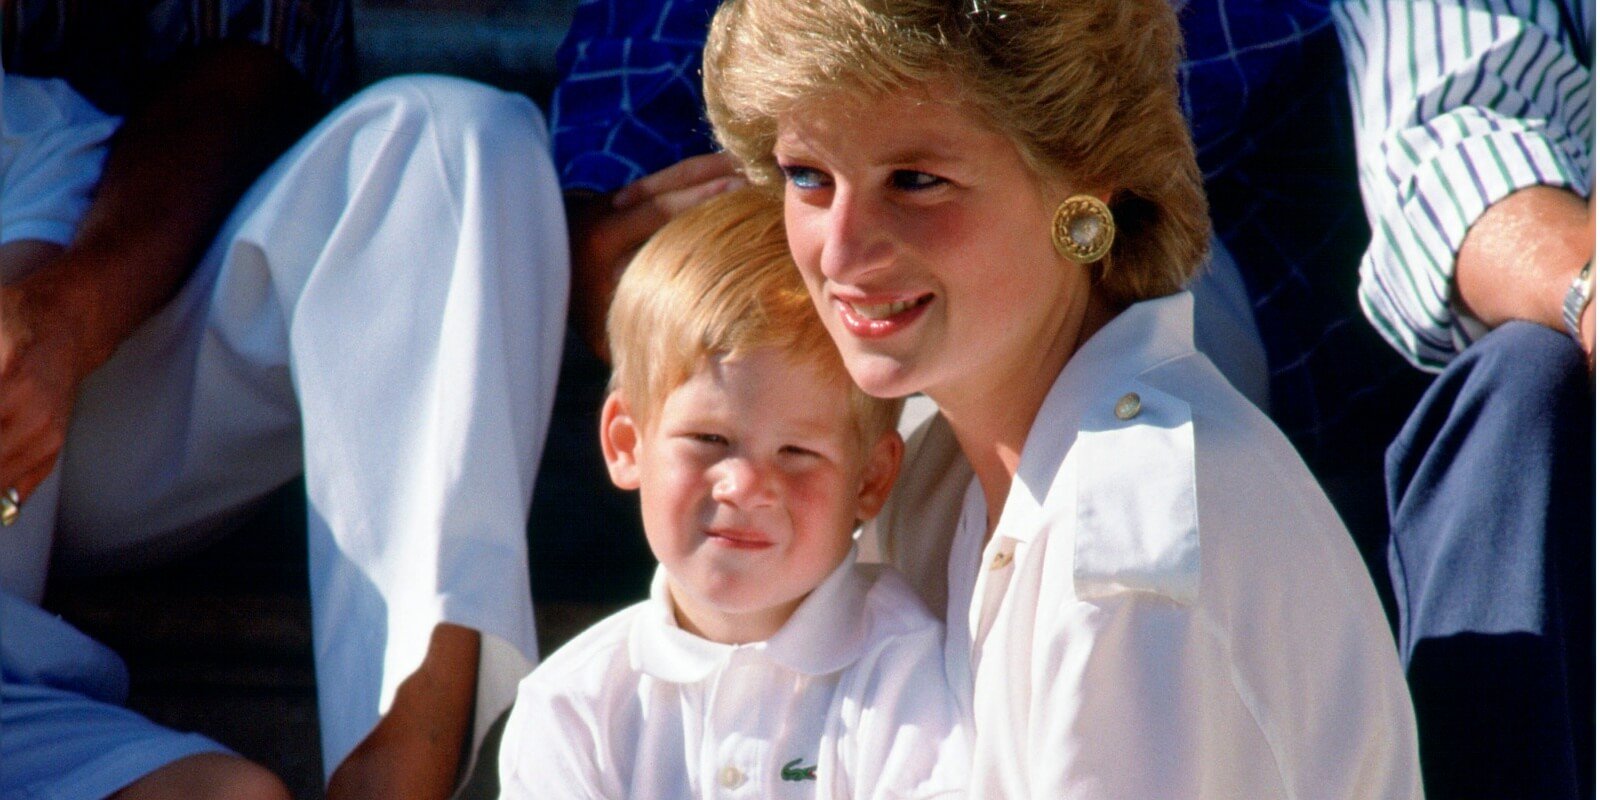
left=703, top=0, right=1210, bottom=304
left=607, top=187, right=903, bottom=442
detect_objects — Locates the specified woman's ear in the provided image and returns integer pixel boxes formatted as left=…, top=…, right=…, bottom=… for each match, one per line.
left=855, top=430, right=905, bottom=521
left=600, top=392, right=643, bottom=490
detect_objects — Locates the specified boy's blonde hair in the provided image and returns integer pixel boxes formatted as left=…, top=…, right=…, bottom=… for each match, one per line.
left=703, top=0, right=1209, bottom=306
left=606, top=188, right=904, bottom=443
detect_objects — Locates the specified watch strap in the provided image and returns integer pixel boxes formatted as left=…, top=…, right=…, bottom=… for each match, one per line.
left=1562, top=259, right=1594, bottom=344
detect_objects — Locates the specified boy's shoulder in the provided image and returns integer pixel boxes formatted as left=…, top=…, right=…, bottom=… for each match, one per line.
left=519, top=599, right=651, bottom=699
left=842, top=563, right=947, bottom=677
left=501, top=601, right=658, bottom=797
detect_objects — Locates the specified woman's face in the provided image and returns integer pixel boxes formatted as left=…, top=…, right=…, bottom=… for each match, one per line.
left=774, top=84, right=1093, bottom=408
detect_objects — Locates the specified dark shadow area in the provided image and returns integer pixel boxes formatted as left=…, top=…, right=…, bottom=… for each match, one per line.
left=1407, top=631, right=1596, bottom=800
left=44, top=482, right=325, bottom=799
left=527, top=336, right=655, bottom=604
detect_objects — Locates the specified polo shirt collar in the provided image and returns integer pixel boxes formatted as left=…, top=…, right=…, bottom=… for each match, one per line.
left=629, top=548, right=874, bottom=683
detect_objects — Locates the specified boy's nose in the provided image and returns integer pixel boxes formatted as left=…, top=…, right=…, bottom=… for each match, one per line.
left=710, top=458, right=777, bottom=507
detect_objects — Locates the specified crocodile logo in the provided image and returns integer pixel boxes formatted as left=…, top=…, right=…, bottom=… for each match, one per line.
left=780, top=758, right=817, bottom=782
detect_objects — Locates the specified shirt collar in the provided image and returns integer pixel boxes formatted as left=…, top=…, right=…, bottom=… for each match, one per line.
left=995, top=291, right=1197, bottom=543
left=629, top=547, right=874, bottom=683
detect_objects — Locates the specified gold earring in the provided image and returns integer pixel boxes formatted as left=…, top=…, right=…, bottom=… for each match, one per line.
left=1051, top=195, right=1115, bottom=264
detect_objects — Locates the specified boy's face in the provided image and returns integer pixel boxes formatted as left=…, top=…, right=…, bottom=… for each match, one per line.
left=602, top=348, right=902, bottom=644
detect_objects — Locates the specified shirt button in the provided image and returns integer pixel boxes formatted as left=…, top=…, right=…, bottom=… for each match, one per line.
left=1114, top=392, right=1142, bottom=420
left=990, top=550, right=1013, bottom=570
left=719, top=765, right=746, bottom=789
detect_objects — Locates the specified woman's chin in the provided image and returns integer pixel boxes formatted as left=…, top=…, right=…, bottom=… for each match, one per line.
left=841, top=351, right=926, bottom=399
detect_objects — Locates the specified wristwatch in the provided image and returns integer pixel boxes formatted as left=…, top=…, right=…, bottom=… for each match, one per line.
left=1562, top=258, right=1594, bottom=344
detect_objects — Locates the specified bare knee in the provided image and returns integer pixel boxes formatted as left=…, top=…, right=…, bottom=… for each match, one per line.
left=113, top=753, right=291, bottom=800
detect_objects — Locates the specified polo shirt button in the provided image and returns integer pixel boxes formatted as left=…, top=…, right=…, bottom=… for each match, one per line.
left=1114, top=392, right=1142, bottom=420
left=719, top=764, right=746, bottom=789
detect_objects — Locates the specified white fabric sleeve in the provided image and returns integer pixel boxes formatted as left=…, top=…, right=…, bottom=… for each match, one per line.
left=496, top=677, right=612, bottom=800
left=1332, top=0, right=1594, bottom=371
left=2, top=76, right=120, bottom=246
left=1028, top=576, right=1419, bottom=799
left=833, top=628, right=970, bottom=800
left=1025, top=594, right=1221, bottom=799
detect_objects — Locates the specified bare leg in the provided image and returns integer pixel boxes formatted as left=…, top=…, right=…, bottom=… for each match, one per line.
left=112, top=753, right=290, bottom=800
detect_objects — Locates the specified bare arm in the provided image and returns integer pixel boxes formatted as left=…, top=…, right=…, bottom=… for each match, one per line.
left=327, top=624, right=481, bottom=800
left=1454, top=186, right=1596, bottom=369
left=0, top=41, right=321, bottom=504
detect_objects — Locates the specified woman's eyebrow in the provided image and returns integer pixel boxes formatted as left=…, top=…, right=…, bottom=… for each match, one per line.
left=876, top=146, right=965, bottom=166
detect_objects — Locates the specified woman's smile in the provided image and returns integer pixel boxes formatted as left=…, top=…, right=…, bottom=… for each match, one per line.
left=832, top=292, right=935, bottom=337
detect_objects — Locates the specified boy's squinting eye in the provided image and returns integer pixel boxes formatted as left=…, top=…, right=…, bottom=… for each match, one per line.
left=890, top=170, right=945, bottom=190
left=780, top=165, right=828, bottom=190
left=686, top=432, right=728, bottom=446
left=779, top=444, right=823, bottom=459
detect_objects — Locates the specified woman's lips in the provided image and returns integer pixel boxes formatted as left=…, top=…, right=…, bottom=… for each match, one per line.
left=833, top=293, right=933, bottom=338
left=706, top=529, right=772, bottom=550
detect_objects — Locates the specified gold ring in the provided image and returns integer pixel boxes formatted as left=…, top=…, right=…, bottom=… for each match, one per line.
left=1, top=487, right=19, bottom=527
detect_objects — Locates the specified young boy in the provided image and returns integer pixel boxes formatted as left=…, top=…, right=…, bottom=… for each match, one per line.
left=497, top=188, right=968, bottom=799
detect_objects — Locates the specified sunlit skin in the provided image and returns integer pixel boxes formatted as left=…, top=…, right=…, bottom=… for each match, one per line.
left=774, top=84, right=1119, bottom=532
left=601, top=348, right=901, bottom=644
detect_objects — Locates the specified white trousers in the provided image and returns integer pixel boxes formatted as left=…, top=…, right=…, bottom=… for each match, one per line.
left=1, top=75, right=567, bottom=776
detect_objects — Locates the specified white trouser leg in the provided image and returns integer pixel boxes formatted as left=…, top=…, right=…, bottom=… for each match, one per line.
left=43, top=75, right=566, bottom=776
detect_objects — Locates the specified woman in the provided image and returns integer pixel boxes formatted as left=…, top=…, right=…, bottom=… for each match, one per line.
left=702, top=0, right=1422, bottom=796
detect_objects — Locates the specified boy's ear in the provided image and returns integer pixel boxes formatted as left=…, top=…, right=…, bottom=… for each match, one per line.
left=854, top=430, right=904, bottom=521
left=600, top=392, right=643, bottom=490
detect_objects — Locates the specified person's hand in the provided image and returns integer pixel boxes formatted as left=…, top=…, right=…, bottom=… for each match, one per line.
left=0, top=242, right=91, bottom=516
left=567, top=152, right=745, bottom=361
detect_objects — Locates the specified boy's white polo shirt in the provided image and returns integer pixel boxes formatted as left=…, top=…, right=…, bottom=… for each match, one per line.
left=498, top=549, right=968, bottom=799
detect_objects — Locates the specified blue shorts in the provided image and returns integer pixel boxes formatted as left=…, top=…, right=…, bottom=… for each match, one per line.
left=1, top=591, right=229, bottom=800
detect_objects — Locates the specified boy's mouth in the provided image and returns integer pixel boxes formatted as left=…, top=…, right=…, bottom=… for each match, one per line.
left=706, top=528, right=773, bottom=550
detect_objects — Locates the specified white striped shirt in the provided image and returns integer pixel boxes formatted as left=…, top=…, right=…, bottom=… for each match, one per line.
left=1334, top=0, right=1594, bottom=371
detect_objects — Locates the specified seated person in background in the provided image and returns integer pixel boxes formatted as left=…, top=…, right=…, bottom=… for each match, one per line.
left=2, top=3, right=564, bottom=797
left=1333, top=1, right=1594, bottom=796
left=498, top=188, right=968, bottom=799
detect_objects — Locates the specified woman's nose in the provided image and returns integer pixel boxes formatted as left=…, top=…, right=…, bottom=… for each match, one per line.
left=819, top=190, right=894, bottom=282
left=710, top=458, right=777, bottom=507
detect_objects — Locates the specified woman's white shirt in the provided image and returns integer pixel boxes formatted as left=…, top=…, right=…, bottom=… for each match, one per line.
left=865, top=291, right=1423, bottom=799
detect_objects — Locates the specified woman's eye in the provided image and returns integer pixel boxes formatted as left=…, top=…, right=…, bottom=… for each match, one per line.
left=781, top=165, right=828, bottom=190
left=890, top=170, right=945, bottom=190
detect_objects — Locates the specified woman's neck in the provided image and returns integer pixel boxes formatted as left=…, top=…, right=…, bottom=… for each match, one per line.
left=935, top=288, right=1120, bottom=538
